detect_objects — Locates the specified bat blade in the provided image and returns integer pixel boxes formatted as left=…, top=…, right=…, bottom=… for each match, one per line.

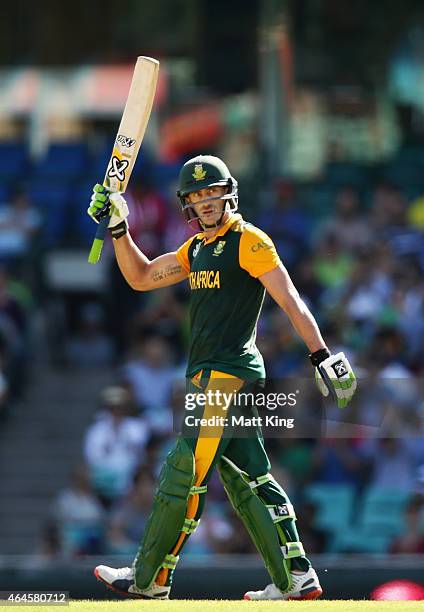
left=88, top=56, right=160, bottom=264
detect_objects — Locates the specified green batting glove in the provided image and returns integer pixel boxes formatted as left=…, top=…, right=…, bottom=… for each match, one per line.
left=87, top=184, right=110, bottom=223
left=87, top=184, right=129, bottom=228
left=313, top=351, right=357, bottom=409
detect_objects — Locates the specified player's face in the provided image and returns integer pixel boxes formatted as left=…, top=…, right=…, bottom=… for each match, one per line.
left=187, top=186, right=228, bottom=226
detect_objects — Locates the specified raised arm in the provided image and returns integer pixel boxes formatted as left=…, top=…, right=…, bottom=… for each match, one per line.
left=259, top=264, right=326, bottom=352
left=87, top=185, right=188, bottom=291
left=113, top=233, right=187, bottom=291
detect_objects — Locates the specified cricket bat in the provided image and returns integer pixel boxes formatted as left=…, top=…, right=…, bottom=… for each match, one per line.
left=88, top=56, right=160, bottom=264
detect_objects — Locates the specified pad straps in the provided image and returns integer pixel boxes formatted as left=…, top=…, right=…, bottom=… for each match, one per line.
left=281, top=541, right=305, bottom=558
left=182, top=518, right=200, bottom=534
left=248, top=473, right=272, bottom=489
left=162, top=553, right=179, bottom=570
left=190, top=484, right=208, bottom=495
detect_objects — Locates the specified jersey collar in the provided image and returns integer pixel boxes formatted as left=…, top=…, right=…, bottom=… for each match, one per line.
left=200, top=213, right=243, bottom=245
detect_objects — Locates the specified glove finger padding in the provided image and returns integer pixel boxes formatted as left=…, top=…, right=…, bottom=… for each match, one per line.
left=87, top=184, right=111, bottom=223
left=87, top=185, right=129, bottom=228
left=316, top=352, right=357, bottom=408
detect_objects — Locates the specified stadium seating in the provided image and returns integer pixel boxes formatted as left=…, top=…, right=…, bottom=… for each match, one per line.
left=0, top=141, right=29, bottom=182
left=357, top=487, right=410, bottom=537
left=329, top=527, right=393, bottom=554
left=0, top=184, right=11, bottom=203
left=33, top=143, right=90, bottom=180
left=305, top=484, right=412, bottom=554
left=28, top=182, right=70, bottom=246
left=304, top=483, right=355, bottom=532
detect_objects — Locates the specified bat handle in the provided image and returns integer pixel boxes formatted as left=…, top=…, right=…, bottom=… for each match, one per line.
left=88, top=216, right=109, bottom=264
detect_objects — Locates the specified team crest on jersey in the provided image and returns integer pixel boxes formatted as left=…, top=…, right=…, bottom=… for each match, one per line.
left=192, top=242, right=201, bottom=258
left=192, top=164, right=207, bottom=181
left=213, top=241, right=226, bottom=257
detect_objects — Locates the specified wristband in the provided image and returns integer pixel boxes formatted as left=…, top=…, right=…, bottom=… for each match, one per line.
left=309, top=348, right=330, bottom=367
left=109, top=220, right=128, bottom=240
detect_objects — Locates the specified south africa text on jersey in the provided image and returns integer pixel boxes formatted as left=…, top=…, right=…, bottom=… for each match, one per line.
left=189, top=270, right=221, bottom=290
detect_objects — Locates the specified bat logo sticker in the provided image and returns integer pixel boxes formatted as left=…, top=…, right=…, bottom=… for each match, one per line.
left=108, top=157, right=129, bottom=181
left=117, top=134, right=136, bottom=147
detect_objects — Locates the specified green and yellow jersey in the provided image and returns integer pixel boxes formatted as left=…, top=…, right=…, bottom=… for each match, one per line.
left=176, top=213, right=281, bottom=381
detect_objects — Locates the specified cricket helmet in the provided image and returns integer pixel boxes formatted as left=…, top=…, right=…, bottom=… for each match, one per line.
left=176, top=155, right=238, bottom=227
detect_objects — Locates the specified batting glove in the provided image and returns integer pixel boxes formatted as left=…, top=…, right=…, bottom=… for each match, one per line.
left=87, top=184, right=129, bottom=229
left=310, top=349, right=357, bottom=409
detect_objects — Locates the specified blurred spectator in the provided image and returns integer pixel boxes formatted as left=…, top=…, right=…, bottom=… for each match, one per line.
left=0, top=190, right=41, bottom=266
left=257, top=179, right=310, bottom=266
left=258, top=312, right=304, bottom=377
left=126, top=185, right=167, bottom=258
left=370, top=183, right=405, bottom=231
left=163, top=207, right=194, bottom=254
left=413, top=464, right=424, bottom=503
left=130, top=286, right=188, bottom=356
left=188, top=507, right=255, bottom=555
left=51, top=464, right=105, bottom=556
left=122, top=334, right=179, bottom=433
left=0, top=359, right=8, bottom=420
left=312, top=437, right=367, bottom=488
left=106, top=470, right=155, bottom=554
left=142, top=433, right=173, bottom=479
left=315, top=187, right=372, bottom=253
left=293, top=257, right=324, bottom=308
left=40, top=521, right=61, bottom=559
left=275, top=439, right=316, bottom=488
left=371, top=184, right=424, bottom=260
left=0, top=266, right=30, bottom=397
left=84, top=386, right=148, bottom=506
left=394, top=264, right=424, bottom=360
left=371, top=326, right=407, bottom=368
left=0, top=266, right=27, bottom=342
left=313, top=232, right=354, bottom=290
left=408, top=191, right=424, bottom=230
left=66, top=302, right=114, bottom=367
left=362, top=438, right=424, bottom=491
left=389, top=498, right=424, bottom=554
left=341, top=251, right=393, bottom=328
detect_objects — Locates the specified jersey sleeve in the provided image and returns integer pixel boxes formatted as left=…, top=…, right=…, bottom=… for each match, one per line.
left=239, top=225, right=281, bottom=278
left=176, top=236, right=196, bottom=273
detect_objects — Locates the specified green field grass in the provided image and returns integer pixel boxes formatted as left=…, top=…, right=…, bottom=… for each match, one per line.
left=28, top=600, right=424, bottom=612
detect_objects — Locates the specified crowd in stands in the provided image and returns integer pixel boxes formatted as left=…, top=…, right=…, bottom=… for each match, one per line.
left=0, top=264, right=35, bottom=419
left=1, top=139, right=423, bottom=557
left=0, top=179, right=42, bottom=419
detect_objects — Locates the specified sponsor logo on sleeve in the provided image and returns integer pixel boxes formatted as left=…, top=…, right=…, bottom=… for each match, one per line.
left=251, top=240, right=273, bottom=253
